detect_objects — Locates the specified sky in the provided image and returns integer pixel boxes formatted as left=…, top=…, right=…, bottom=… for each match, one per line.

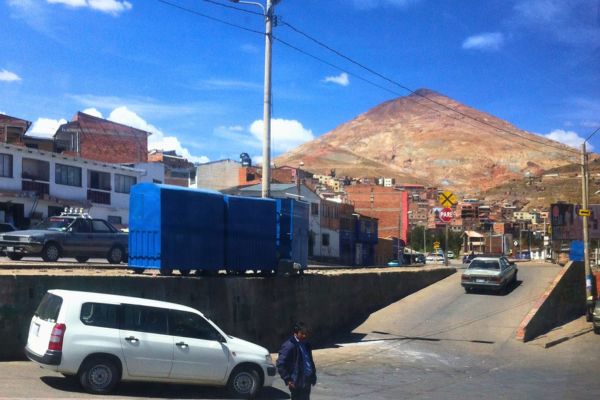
left=1, top=0, right=599, bottom=165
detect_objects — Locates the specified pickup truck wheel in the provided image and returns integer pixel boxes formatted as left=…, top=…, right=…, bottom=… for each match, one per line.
left=78, top=357, right=120, bottom=394
left=75, top=256, right=89, bottom=263
left=41, top=243, right=60, bottom=262
left=228, top=366, right=261, bottom=398
left=6, top=253, right=22, bottom=261
left=107, top=246, right=124, bottom=264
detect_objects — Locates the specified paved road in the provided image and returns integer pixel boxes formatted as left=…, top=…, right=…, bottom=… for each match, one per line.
left=2, top=261, right=599, bottom=399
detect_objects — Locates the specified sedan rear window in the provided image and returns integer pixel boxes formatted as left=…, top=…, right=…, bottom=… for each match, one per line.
left=34, top=293, right=63, bottom=322
left=468, top=260, right=500, bottom=270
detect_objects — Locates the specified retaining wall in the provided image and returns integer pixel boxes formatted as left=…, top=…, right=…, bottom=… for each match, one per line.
left=516, top=261, right=585, bottom=342
left=0, top=267, right=455, bottom=361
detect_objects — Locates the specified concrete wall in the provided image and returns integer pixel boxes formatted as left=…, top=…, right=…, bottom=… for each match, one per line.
left=0, top=268, right=454, bottom=361
left=516, top=261, right=585, bottom=342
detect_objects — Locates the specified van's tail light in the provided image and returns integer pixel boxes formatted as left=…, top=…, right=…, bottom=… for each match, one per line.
left=48, top=323, right=66, bottom=351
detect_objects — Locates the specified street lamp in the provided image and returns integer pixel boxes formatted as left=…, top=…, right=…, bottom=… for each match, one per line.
left=230, top=0, right=281, bottom=198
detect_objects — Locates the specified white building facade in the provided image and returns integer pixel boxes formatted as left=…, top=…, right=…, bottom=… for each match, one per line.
left=0, top=144, right=163, bottom=228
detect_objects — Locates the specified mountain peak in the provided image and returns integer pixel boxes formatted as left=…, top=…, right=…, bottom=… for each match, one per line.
left=275, top=89, right=575, bottom=193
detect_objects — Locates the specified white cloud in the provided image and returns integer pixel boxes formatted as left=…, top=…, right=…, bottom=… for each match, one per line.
left=249, top=119, right=314, bottom=153
left=28, top=117, right=68, bottom=138
left=47, top=0, right=132, bottom=16
left=543, top=129, right=592, bottom=151
left=323, top=72, right=350, bottom=87
left=107, top=107, right=209, bottom=164
left=462, top=32, right=504, bottom=51
left=81, top=108, right=103, bottom=118
left=198, top=79, right=262, bottom=91
left=0, top=69, right=22, bottom=82
left=512, top=0, right=600, bottom=47
left=352, top=0, right=420, bottom=10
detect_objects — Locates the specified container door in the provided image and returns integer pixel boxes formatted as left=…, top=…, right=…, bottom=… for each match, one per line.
left=119, top=305, right=173, bottom=378
left=168, top=310, right=229, bottom=382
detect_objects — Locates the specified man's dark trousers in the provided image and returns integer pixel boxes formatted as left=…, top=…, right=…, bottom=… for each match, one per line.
left=290, top=386, right=311, bottom=400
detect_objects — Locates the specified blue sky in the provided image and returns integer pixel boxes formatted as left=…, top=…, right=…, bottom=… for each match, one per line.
left=1, top=0, right=599, bottom=164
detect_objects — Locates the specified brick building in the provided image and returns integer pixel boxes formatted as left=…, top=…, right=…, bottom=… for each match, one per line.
left=148, top=149, right=195, bottom=187
left=0, top=114, right=31, bottom=145
left=346, top=184, right=409, bottom=242
left=54, top=112, right=150, bottom=163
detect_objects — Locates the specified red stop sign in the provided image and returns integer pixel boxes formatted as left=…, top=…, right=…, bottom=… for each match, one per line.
left=440, top=207, right=453, bottom=223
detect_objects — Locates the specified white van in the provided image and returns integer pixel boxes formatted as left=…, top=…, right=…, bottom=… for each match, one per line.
left=25, top=289, right=276, bottom=398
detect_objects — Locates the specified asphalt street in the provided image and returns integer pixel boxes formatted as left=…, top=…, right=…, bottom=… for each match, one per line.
left=1, top=261, right=599, bottom=399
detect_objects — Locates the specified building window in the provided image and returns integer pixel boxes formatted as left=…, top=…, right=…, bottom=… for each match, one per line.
left=115, top=174, right=137, bottom=194
left=55, top=164, right=82, bottom=187
left=22, top=158, right=49, bottom=181
left=88, top=170, right=111, bottom=191
left=48, top=206, right=63, bottom=217
left=322, top=233, right=330, bottom=247
left=311, top=203, right=319, bottom=216
left=0, top=154, right=12, bottom=178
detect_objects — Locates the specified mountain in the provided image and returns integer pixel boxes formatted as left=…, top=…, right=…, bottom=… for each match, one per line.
left=275, top=89, right=578, bottom=194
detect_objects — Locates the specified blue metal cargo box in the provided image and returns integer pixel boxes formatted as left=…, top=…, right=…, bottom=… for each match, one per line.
left=224, top=195, right=277, bottom=272
left=129, top=183, right=225, bottom=272
left=277, top=199, right=309, bottom=268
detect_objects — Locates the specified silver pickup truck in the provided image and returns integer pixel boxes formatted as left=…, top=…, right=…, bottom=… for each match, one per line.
left=0, top=212, right=128, bottom=263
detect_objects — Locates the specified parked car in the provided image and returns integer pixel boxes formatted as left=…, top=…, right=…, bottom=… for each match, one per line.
left=593, top=299, right=600, bottom=334
left=0, top=222, right=16, bottom=256
left=461, top=256, right=518, bottom=294
left=0, top=210, right=127, bottom=263
left=426, top=252, right=445, bottom=263
left=25, top=289, right=276, bottom=397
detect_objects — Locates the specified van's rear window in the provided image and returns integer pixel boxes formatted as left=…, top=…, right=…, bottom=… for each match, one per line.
left=34, top=293, right=63, bottom=322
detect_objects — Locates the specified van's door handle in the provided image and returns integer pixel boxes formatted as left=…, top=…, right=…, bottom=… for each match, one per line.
left=125, top=336, right=139, bottom=343
left=176, top=341, right=188, bottom=348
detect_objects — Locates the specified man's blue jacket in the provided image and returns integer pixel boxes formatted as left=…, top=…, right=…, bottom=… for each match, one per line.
left=276, top=336, right=317, bottom=389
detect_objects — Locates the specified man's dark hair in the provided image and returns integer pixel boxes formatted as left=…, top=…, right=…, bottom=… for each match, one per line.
left=293, top=321, right=307, bottom=333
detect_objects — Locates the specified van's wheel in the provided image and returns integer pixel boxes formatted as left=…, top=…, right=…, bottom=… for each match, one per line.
left=78, top=357, right=120, bottom=394
left=41, top=243, right=60, bottom=262
left=6, top=253, right=22, bottom=261
left=75, top=256, right=89, bottom=263
left=107, top=246, right=124, bottom=264
left=227, top=366, right=261, bottom=398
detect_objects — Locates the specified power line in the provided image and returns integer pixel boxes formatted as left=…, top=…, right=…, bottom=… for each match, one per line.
left=198, top=0, right=264, bottom=16
left=157, top=0, right=264, bottom=35
left=279, top=20, right=580, bottom=156
left=158, top=0, right=579, bottom=161
left=586, top=125, right=600, bottom=142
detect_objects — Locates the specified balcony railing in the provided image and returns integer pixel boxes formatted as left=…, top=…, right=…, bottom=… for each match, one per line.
left=87, top=189, right=111, bottom=205
left=22, top=179, right=50, bottom=196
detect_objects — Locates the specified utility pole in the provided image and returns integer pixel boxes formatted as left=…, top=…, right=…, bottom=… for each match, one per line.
left=581, top=142, right=594, bottom=320
left=261, top=0, right=275, bottom=198
left=230, top=0, right=279, bottom=198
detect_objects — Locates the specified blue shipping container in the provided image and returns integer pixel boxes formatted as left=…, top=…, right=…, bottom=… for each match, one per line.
left=277, top=199, right=309, bottom=268
left=129, top=183, right=225, bottom=273
left=224, top=195, right=277, bottom=272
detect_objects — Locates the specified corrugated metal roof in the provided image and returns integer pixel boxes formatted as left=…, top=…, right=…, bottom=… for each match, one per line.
left=240, top=183, right=297, bottom=192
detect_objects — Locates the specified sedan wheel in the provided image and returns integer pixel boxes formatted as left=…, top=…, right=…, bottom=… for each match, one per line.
left=42, top=243, right=60, bottom=262
left=75, top=256, right=89, bottom=263
left=6, top=253, right=22, bottom=261
left=107, top=246, right=123, bottom=264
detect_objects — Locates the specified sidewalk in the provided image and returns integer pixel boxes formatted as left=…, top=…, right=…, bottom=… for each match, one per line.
left=526, top=316, right=594, bottom=348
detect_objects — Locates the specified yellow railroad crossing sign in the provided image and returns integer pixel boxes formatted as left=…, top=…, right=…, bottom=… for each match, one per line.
left=439, top=190, right=457, bottom=208
left=578, top=209, right=591, bottom=217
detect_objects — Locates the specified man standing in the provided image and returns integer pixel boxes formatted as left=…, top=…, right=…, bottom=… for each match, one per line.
left=276, top=322, right=317, bottom=400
